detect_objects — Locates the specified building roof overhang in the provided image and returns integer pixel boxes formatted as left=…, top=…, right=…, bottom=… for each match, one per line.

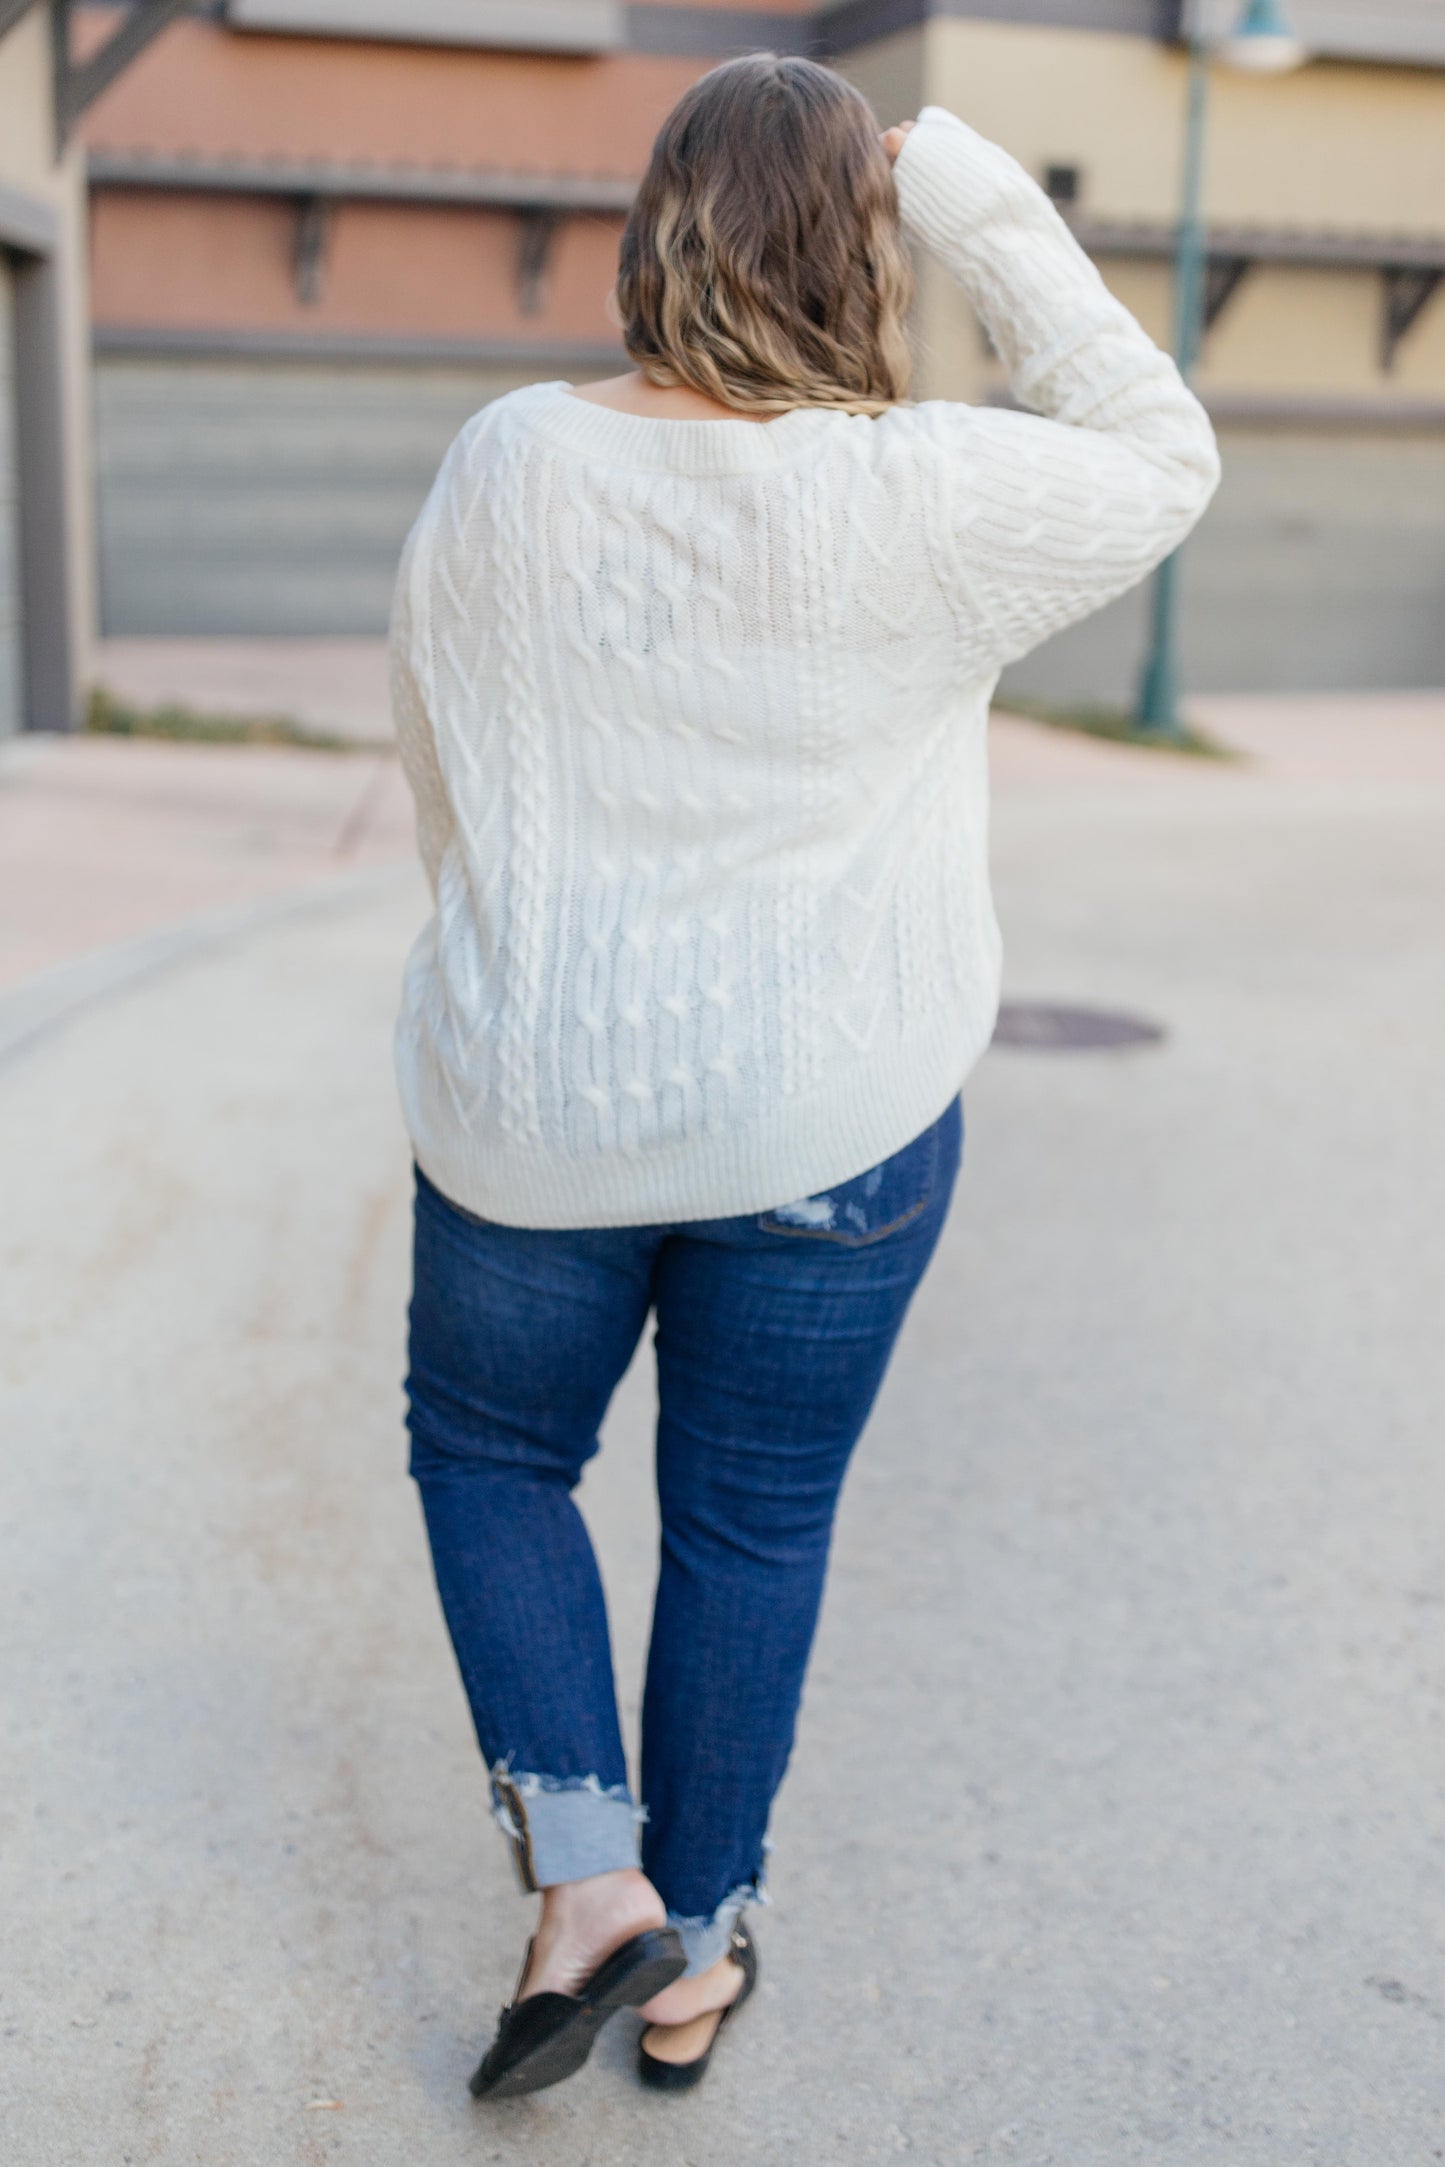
left=226, top=0, right=627, bottom=53
left=815, top=0, right=1445, bottom=69
left=1072, top=215, right=1445, bottom=274
left=86, top=149, right=639, bottom=212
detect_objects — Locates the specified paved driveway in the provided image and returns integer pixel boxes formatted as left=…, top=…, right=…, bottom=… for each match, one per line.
left=2, top=706, right=1442, bottom=2164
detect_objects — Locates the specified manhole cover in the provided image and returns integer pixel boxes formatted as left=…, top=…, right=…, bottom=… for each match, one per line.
left=991, top=1002, right=1166, bottom=1051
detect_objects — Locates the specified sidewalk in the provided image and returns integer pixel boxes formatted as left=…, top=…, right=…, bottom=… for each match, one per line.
left=14, top=656, right=1445, bottom=1003
left=93, top=632, right=1445, bottom=780
left=3, top=686, right=1443, bottom=2164
left=94, top=637, right=396, bottom=746
left=0, top=731, right=412, bottom=993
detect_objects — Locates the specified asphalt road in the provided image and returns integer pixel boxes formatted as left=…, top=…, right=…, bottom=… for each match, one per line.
left=3, top=736, right=1442, bottom=2165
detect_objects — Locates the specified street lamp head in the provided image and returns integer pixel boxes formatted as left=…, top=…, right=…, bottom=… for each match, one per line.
left=1220, top=0, right=1309, bottom=73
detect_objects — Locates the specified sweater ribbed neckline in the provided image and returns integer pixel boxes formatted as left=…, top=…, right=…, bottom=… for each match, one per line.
left=514, top=380, right=841, bottom=476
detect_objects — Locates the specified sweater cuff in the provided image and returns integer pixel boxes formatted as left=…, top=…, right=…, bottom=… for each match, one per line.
left=893, top=104, right=1042, bottom=262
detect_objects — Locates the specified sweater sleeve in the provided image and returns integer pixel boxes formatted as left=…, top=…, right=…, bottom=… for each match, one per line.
left=893, top=106, right=1221, bottom=667
left=389, top=512, right=452, bottom=900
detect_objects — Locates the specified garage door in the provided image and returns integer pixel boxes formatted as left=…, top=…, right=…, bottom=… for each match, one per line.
left=0, top=255, right=23, bottom=738
left=95, top=367, right=1445, bottom=694
left=1001, top=426, right=1445, bottom=703
left=94, top=355, right=556, bottom=636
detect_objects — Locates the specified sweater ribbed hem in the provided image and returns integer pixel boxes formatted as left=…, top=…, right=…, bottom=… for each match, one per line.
left=399, top=1000, right=994, bottom=1232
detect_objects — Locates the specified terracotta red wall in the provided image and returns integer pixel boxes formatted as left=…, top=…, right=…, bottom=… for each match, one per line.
left=79, top=12, right=790, bottom=345
left=81, top=19, right=705, bottom=175
left=88, top=190, right=628, bottom=342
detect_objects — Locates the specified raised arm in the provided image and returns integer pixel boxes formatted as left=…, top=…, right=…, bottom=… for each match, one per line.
left=892, top=106, right=1221, bottom=667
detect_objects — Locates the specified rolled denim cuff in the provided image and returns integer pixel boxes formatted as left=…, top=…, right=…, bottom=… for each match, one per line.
left=668, top=1877, right=766, bottom=1975
left=490, top=1767, right=644, bottom=1892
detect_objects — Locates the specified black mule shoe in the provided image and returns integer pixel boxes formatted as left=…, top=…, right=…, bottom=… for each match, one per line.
left=636, top=1924, right=758, bottom=2093
left=470, top=1927, right=686, bottom=2102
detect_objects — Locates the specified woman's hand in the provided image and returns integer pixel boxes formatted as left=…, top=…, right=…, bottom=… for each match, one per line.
left=881, top=121, right=917, bottom=165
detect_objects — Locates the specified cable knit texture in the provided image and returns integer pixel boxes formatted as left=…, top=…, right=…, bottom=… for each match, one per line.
left=391, top=108, right=1220, bottom=1228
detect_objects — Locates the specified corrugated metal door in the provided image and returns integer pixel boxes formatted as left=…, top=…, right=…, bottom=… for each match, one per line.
left=0, top=254, right=23, bottom=738
left=94, top=360, right=1445, bottom=692
left=94, top=356, right=550, bottom=636
left=1001, top=426, right=1445, bottom=702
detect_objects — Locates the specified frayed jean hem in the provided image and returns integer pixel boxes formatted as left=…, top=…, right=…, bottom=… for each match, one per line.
left=668, top=1877, right=768, bottom=1976
left=488, top=1764, right=768, bottom=1971
left=490, top=1765, right=644, bottom=1892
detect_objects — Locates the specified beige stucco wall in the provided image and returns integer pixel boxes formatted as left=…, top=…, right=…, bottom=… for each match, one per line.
left=0, top=6, right=59, bottom=184
left=0, top=10, right=101, bottom=695
left=842, top=21, right=1445, bottom=407
left=835, top=21, right=926, bottom=140
left=922, top=19, right=1445, bottom=233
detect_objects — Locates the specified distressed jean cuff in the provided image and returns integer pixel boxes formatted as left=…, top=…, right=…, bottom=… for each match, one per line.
left=490, top=1766, right=644, bottom=1892
left=668, top=1875, right=768, bottom=1976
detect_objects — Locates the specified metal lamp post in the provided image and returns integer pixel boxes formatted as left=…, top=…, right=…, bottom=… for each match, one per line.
left=1135, top=0, right=1308, bottom=738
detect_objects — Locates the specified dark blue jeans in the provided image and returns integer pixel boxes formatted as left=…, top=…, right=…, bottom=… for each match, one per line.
left=406, top=1095, right=962, bottom=1972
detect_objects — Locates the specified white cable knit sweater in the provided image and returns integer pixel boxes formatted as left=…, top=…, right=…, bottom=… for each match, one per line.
left=391, top=106, right=1219, bottom=1228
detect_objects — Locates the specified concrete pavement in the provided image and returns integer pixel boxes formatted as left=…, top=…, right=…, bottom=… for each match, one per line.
left=2, top=703, right=1443, bottom=2164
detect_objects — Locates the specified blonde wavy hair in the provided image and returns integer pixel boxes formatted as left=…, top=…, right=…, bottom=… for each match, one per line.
left=617, top=54, right=914, bottom=418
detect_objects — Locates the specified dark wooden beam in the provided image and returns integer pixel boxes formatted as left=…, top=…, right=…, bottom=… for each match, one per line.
left=0, top=0, right=41, bottom=42
left=1382, top=265, right=1443, bottom=372
left=516, top=208, right=562, bottom=317
left=1203, top=254, right=1251, bottom=333
left=292, top=193, right=333, bottom=306
left=53, top=0, right=196, bottom=141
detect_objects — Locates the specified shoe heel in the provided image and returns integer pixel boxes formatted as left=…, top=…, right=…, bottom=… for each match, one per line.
left=588, top=1928, right=687, bottom=2017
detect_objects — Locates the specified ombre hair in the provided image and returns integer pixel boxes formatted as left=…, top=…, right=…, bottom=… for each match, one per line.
left=617, top=54, right=914, bottom=418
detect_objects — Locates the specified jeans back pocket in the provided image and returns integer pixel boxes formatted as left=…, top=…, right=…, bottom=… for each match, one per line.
left=757, top=1102, right=954, bottom=1247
